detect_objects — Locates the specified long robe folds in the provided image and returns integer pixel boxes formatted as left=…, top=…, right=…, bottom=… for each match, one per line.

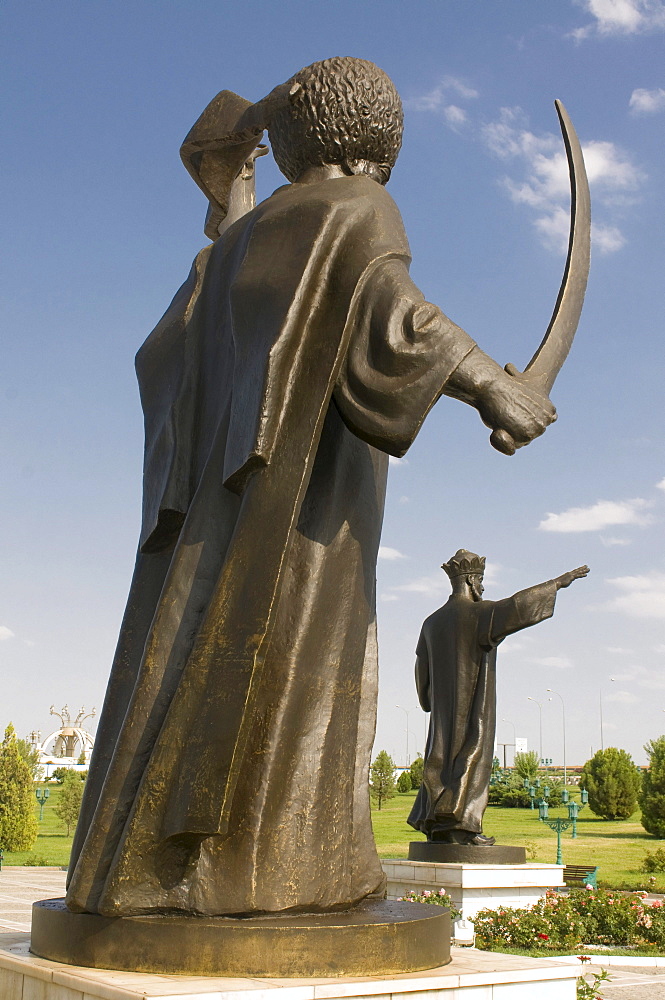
left=408, top=584, right=558, bottom=838
left=67, top=174, right=477, bottom=917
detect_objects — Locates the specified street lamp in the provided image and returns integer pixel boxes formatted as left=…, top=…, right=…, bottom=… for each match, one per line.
left=547, top=688, right=567, bottom=789
left=395, top=706, right=413, bottom=767
left=527, top=697, right=543, bottom=762
left=35, top=787, right=50, bottom=821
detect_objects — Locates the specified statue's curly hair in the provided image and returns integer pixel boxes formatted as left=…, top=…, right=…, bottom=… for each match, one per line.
left=268, top=57, right=403, bottom=184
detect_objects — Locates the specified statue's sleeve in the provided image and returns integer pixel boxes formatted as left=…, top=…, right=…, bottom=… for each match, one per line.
left=414, top=630, right=431, bottom=713
left=479, top=582, right=558, bottom=649
left=333, top=259, right=476, bottom=456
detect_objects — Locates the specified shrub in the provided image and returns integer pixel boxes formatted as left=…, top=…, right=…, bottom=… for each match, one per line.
left=641, top=848, right=665, bottom=873
left=514, top=751, right=540, bottom=781
left=396, top=771, right=412, bottom=793
left=409, top=754, right=424, bottom=790
left=0, top=723, right=38, bottom=851
left=54, top=770, right=84, bottom=835
left=640, top=736, right=665, bottom=838
left=474, top=887, right=665, bottom=953
left=580, top=747, right=641, bottom=820
left=398, top=888, right=461, bottom=919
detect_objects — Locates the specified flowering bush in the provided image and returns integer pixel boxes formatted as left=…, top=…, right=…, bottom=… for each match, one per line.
left=474, top=887, right=665, bottom=952
left=398, top=888, right=461, bottom=920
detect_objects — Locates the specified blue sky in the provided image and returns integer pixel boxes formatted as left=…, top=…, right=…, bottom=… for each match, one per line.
left=1, top=0, right=664, bottom=770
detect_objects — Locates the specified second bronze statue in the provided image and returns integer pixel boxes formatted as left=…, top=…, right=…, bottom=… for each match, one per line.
left=408, top=550, right=588, bottom=858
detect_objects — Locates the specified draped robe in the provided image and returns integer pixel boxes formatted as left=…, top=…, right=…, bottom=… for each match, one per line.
left=66, top=174, right=477, bottom=917
left=408, top=583, right=558, bottom=838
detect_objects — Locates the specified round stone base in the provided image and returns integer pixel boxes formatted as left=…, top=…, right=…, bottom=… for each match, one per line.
left=408, top=841, right=527, bottom=864
left=31, top=897, right=451, bottom=977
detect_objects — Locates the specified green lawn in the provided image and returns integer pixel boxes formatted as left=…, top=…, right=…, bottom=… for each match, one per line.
left=2, top=783, right=73, bottom=866
left=6, top=784, right=665, bottom=891
left=371, top=789, right=665, bottom=892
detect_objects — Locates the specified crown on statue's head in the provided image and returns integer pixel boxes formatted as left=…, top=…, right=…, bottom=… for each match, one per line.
left=441, top=549, right=486, bottom=580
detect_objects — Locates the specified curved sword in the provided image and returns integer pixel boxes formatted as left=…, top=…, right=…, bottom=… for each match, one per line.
left=490, top=100, right=591, bottom=456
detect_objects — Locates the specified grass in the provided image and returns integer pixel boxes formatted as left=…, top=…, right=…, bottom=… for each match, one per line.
left=371, top=789, right=665, bottom=892
left=5, top=782, right=665, bottom=888
left=2, top=783, right=73, bottom=866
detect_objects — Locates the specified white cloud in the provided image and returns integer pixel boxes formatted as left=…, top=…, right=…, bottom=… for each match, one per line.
left=656, top=477, right=665, bottom=491
left=606, top=688, right=640, bottom=704
left=389, top=561, right=500, bottom=600
left=398, top=495, right=410, bottom=505
left=443, top=105, right=467, bottom=128
left=378, top=546, right=407, bottom=561
left=482, top=109, right=644, bottom=254
left=380, top=593, right=399, bottom=603
left=606, top=645, right=631, bottom=653
left=600, top=535, right=631, bottom=546
left=605, top=572, right=665, bottom=618
left=630, top=87, right=665, bottom=114
left=533, top=655, right=574, bottom=669
left=572, top=0, right=665, bottom=38
left=389, top=456, right=408, bottom=467
left=539, top=497, right=653, bottom=532
left=407, top=76, right=478, bottom=130
left=0, top=626, right=15, bottom=641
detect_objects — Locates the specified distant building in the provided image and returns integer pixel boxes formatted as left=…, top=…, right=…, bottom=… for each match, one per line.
left=29, top=704, right=96, bottom=778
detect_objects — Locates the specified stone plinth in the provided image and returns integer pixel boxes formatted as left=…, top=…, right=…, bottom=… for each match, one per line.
left=30, top=897, right=449, bottom=978
left=382, top=859, right=564, bottom=919
left=0, top=935, right=579, bottom=999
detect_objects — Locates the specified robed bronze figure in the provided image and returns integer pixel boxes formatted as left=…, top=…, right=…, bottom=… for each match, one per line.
left=408, top=551, right=588, bottom=847
left=63, top=58, right=575, bottom=919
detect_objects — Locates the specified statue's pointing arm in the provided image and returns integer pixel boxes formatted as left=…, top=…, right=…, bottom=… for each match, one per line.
left=334, top=259, right=556, bottom=457
left=483, top=565, right=589, bottom=648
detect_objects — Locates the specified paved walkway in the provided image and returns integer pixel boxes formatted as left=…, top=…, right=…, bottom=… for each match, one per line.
left=0, top=866, right=66, bottom=932
left=3, top=868, right=665, bottom=997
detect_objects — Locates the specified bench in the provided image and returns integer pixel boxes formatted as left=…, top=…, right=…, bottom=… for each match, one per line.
left=563, top=864, right=598, bottom=889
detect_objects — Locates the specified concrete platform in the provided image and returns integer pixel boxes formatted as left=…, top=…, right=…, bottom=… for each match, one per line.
left=0, top=935, right=579, bottom=999
left=382, top=859, right=564, bottom=918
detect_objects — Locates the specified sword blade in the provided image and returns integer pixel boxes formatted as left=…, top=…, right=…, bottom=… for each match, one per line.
left=521, top=100, right=591, bottom=393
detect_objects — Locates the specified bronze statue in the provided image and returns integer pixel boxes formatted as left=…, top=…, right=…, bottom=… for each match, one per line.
left=408, top=551, right=589, bottom=847
left=63, top=58, right=587, bottom=919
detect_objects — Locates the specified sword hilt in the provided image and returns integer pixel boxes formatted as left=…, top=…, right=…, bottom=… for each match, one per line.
left=490, top=429, right=517, bottom=456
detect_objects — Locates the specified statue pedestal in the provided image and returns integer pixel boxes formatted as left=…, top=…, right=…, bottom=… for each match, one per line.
left=382, top=858, right=564, bottom=919
left=1, top=936, right=580, bottom=1000
left=29, top=897, right=449, bottom=978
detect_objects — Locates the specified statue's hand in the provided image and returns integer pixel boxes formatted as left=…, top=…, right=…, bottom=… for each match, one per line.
left=445, top=347, right=556, bottom=449
left=555, top=565, right=590, bottom=589
left=475, top=366, right=557, bottom=449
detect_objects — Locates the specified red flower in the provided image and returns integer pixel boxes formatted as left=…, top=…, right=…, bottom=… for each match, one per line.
left=538, top=933, right=549, bottom=940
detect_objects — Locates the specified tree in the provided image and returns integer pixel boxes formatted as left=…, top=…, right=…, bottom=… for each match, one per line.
left=640, top=736, right=665, bottom=837
left=0, top=723, right=38, bottom=851
left=581, top=747, right=641, bottom=820
left=514, top=750, right=540, bottom=781
left=54, top=770, right=84, bottom=835
left=16, top=738, right=43, bottom=780
left=409, top=753, right=424, bottom=790
left=77, top=749, right=87, bottom=766
left=397, top=771, right=412, bottom=793
left=370, top=750, right=396, bottom=810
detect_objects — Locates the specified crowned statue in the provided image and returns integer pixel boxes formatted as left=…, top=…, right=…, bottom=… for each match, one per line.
left=408, top=550, right=588, bottom=855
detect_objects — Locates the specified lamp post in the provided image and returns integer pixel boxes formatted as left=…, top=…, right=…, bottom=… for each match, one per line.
left=547, top=688, right=567, bottom=789
left=527, top=697, right=543, bottom=762
left=539, top=803, right=572, bottom=866
left=35, top=787, right=50, bottom=821
left=395, top=706, right=412, bottom=767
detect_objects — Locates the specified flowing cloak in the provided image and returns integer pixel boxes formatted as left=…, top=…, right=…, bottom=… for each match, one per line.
left=66, top=174, right=477, bottom=917
left=408, top=584, right=557, bottom=837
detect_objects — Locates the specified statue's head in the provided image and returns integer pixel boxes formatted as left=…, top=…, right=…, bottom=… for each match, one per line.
left=268, top=57, right=403, bottom=185
left=442, top=549, right=486, bottom=601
